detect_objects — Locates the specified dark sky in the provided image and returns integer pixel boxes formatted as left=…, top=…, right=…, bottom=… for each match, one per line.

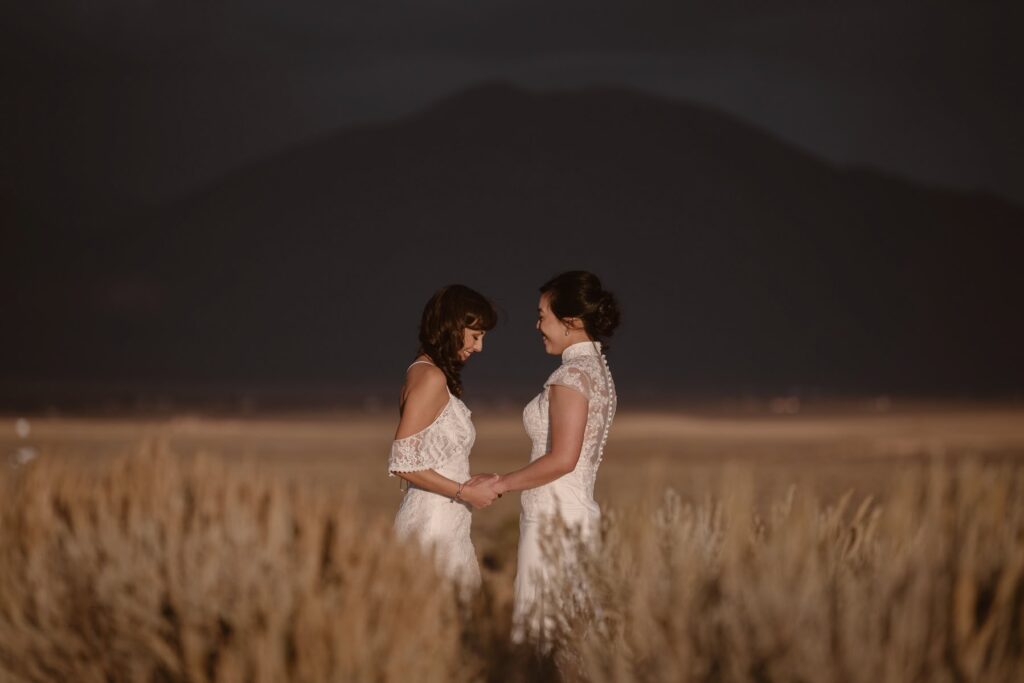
left=4, top=1, right=1022, bottom=211
left=4, top=1, right=1024, bottom=406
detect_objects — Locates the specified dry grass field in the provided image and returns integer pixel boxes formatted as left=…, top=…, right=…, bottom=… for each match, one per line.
left=1, top=402, right=1023, bottom=681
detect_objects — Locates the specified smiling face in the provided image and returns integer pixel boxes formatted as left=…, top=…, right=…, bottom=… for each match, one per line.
left=537, top=291, right=587, bottom=355
left=458, top=327, right=485, bottom=362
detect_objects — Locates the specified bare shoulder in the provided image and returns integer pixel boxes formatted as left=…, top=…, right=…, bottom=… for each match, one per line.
left=397, top=364, right=450, bottom=437
left=406, top=362, right=447, bottom=394
left=401, top=363, right=448, bottom=412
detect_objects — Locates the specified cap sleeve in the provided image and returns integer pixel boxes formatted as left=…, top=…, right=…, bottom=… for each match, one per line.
left=544, top=364, right=593, bottom=402
left=388, top=425, right=449, bottom=476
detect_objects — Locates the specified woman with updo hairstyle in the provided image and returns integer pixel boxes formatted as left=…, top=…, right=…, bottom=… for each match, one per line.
left=387, top=284, right=499, bottom=596
left=469, top=270, right=621, bottom=643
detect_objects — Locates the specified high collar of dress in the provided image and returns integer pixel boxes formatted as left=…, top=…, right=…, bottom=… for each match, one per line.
left=561, top=339, right=602, bottom=361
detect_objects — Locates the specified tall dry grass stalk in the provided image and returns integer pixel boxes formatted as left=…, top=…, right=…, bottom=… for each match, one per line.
left=545, top=463, right=1024, bottom=683
left=1, top=447, right=1022, bottom=682
left=0, top=442, right=473, bottom=682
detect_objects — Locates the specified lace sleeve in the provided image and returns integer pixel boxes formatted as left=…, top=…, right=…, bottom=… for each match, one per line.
left=388, top=428, right=447, bottom=476
left=544, top=365, right=593, bottom=401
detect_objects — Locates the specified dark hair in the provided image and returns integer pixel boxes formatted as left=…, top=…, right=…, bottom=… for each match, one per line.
left=417, top=284, right=497, bottom=397
left=540, top=271, right=621, bottom=350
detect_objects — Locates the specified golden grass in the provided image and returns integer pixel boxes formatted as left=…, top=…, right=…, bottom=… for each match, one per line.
left=544, top=463, right=1024, bottom=682
left=0, top=444, right=473, bottom=682
left=1, top=409, right=1023, bottom=681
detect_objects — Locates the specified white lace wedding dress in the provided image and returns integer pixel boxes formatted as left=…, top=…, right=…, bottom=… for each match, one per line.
left=388, top=362, right=481, bottom=594
left=513, top=340, right=617, bottom=642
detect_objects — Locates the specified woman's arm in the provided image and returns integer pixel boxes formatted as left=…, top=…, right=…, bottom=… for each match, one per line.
left=492, top=385, right=588, bottom=495
left=397, top=469, right=497, bottom=508
left=390, top=365, right=497, bottom=508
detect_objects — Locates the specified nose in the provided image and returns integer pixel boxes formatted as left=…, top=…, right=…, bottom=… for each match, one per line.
left=536, top=319, right=541, bottom=330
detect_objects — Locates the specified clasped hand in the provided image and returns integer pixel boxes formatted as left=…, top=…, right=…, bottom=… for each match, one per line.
left=458, top=473, right=507, bottom=510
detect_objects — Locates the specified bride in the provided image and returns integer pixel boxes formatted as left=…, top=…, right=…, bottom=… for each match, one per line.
left=484, top=271, right=620, bottom=642
left=387, top=284, right=499, bottom=594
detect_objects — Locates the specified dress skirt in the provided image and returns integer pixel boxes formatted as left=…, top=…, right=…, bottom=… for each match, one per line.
left=512, top=504, right=600, bottom=644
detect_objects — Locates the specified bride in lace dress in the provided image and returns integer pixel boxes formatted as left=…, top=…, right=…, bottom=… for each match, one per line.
left=387, top=285, right=499, bottom=595
left=485, top=271, right=621, bottom=643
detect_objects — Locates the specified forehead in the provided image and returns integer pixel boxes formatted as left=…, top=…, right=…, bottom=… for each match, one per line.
left=538, top=291, right=553, bottom=312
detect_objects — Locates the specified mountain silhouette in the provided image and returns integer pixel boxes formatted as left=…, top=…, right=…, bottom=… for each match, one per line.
left=8, top=83, right=1024, bottom=402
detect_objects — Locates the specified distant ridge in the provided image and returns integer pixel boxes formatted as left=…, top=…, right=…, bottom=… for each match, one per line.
left=7, top=83, right=1023, bottom=398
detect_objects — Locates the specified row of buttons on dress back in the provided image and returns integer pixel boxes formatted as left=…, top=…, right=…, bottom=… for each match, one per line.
left=592, top=352, right=616, bottom=471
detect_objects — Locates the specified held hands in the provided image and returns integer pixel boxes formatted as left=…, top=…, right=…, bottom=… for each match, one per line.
left=459, top=473, right=505, bottom=510
left=470, top=473, right=508, bottom=498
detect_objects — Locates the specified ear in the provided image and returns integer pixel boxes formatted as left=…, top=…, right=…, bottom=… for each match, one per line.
left=563, top=317, right=585, bottom=331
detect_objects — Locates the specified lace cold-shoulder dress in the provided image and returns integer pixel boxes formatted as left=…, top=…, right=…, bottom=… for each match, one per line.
left=513, top=340, right=617, bottom=642
left=388, top=360, right=481, bottom=593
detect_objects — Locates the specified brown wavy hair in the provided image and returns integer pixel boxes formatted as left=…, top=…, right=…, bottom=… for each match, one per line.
left=417, top=285, right=497, bottom=397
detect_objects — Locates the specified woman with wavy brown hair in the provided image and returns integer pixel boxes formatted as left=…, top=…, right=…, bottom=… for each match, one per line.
left=387, top=284, right=499, bottom=594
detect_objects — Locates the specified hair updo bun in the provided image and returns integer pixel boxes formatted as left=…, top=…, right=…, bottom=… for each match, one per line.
left=540, top=271, right=622, bottom=350
left=592, top=290, right=621, bottom=339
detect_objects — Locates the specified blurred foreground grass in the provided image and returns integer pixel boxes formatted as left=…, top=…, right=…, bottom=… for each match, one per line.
left=1, top=405, right=1022, bottom=681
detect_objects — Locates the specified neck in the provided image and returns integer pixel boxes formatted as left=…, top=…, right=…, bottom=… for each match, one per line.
left=562, top=332, right=591, bottom=348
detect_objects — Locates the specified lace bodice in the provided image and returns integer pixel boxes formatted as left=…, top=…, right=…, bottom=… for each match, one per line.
left=521, top=340, right=616, bottom=516
left=388, top=394, right=475, bottom=481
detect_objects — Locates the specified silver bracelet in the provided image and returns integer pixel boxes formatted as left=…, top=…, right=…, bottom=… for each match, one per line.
left=452, top=481, right=465, bottom=504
